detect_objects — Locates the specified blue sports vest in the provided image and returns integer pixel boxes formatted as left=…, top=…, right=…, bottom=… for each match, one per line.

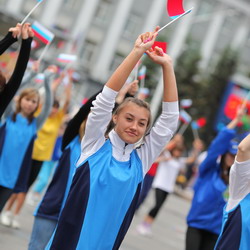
left=48, top=139, right=143, bottom=250
left=215, top=193, right=250, bottom=250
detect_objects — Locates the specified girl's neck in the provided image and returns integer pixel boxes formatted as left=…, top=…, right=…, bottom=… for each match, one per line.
left=20, top=111, right=29, bottom=118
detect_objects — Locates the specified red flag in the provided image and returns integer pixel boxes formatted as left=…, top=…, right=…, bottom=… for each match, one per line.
left=152, top=41, right=167, bottom=53
left=167, top=0, right=185, bottom=18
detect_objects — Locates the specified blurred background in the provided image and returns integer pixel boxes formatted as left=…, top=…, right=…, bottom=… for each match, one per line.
left=1, top=0, right=250, bottom=146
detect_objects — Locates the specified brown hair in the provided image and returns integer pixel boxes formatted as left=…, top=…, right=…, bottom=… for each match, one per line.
left=105, top=97, right=151, bottom=137
left=12, top=88, right=40, bottom=124
left=79, top=119, right=87, bottom=140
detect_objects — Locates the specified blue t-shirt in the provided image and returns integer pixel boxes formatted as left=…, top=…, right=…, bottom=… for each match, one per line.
left=0, top=114, right=37, bottom=191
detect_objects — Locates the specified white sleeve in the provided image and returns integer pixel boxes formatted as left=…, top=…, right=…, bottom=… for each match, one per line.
left=227, top=159, right=250, bottom=211
left=136, top=101, right=179, bottom=176
left=77, top=86, right=118, bottom=164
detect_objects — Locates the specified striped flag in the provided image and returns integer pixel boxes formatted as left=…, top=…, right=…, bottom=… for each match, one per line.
left=179, top=110, right=192, bottom=124
left=167, top=0, right=185, bottom=19
left=57, top=54, right=77, bottom=63
left=32, top=21, right=54, bottom=45
left=138, top=66, right=147, bottom=80
left=34, top=73, right=45, bottom=84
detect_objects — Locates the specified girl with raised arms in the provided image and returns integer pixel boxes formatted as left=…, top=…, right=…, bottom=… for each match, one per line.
left=47, top=27, right=179, bottom=250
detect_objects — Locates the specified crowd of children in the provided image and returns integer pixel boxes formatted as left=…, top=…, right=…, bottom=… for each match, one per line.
left=0, top=22, right=250, bottom=250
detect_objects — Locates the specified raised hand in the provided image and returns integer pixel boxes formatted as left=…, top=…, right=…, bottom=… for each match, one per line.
left=9, top=23, right=22, bottom=39
left=134, top=26, right=160, bottom=52
left=32, top=60, right=41, bottom=73
left=146, top=46, right=173, bottom=67
left=21, top=23, right=31, bottom=39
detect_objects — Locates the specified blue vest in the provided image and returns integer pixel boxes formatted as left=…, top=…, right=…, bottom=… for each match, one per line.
left=215, top=193, right=250, bottom=250
left=47, top=139, right=143, bottom=250
left=36, top=136, right=81, bottom=221
left=0, top=114, right=36, bottom=191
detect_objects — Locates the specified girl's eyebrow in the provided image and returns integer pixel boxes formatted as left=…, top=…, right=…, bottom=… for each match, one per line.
left=125, top=113, right=148, bottom=121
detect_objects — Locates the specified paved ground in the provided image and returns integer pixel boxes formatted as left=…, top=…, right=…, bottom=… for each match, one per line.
left=0, top=189, right=191, bottom=250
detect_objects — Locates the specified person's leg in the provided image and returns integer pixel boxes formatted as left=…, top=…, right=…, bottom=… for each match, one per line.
left=0, top=186, right=13, bottom=226
left=147, top=188, right=169, bottom=221
left=137, top=188, right=168, bottom=235
left=1, top=192, right=16, bottom=212
left=201, top=229, right=218, bottom=250
left=11, top=192, right=26, bottom=228
left=28, top=216, right=58, bottom=250
left=185, top=226, right=202, bottom=250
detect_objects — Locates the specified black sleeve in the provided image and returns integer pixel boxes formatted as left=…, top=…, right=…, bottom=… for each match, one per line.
left=0, top=32, right=17, bottom=55
left=61, top=91, right=101, bottom=150
left=0, top=37, right=32, bottom=118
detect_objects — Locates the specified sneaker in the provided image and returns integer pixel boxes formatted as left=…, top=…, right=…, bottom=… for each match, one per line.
left=12, top=216, right=20, bottom=229
left=1, top=211, right=13, bottom=227
left=136, top=223, right=152, bottom=236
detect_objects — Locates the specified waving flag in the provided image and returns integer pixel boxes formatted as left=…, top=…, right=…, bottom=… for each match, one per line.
left=167, top=0, right=185, bottom=19
left=32, top=21, right=54, bottom=45
left=179, top=110, right=192, bottom=124
left=57, top=54, right=77, bottom=63
left=34, top=73, right=45, bottom=84
left=138, top=66, right=147, bottom=80
left=180, top=99, right=192, bottom=109
left=191, top=118, right=207, bottom=129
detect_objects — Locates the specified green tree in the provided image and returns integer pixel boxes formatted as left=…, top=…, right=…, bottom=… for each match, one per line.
left=199, top=46, right=239, bottom=144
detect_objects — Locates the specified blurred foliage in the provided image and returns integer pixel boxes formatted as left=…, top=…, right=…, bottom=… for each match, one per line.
left=198, top=47, right=239, bottom=145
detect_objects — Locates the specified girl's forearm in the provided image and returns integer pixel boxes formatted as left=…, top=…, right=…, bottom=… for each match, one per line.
left=162, top=63, right=178, bottom=102
left=106, top=48, right=144, bottom=92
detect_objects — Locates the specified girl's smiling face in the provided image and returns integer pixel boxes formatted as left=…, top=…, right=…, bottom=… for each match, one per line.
left=20, top=94, right=39, bottom=117
left=113, top=102, right=150, bottom=144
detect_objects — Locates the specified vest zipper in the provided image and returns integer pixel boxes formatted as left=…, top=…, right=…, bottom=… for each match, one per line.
left=123, top=143, right=128, bottom=155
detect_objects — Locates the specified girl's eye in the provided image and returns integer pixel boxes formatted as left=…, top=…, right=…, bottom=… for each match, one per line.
left=139, top=122, right=145, bottom=127
left=126, top=117, right=132, bottom=121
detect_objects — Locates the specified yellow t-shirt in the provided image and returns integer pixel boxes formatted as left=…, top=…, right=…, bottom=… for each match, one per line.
left=32, top=110, right=64, bottom=161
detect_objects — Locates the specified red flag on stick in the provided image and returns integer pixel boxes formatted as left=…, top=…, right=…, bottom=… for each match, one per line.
left=167, top=0, right=185, bottom=18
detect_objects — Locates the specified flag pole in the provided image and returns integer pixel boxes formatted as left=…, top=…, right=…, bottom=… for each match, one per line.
left=241, top=91, right=250, bottom=108
left=178, top=122, right=190, bottom=135
left=21, top=1, right=44, bottom=25
left=192, top=127, right=200, bottom=139
left=158, top=7, right=194, bottom=33
left=37, top=43, right=50, bottom=63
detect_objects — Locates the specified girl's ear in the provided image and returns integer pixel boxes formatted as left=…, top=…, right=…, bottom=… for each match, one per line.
left=112, top=114, right=117, bottom=125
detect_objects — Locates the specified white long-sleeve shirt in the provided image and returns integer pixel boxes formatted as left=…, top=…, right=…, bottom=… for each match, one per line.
left=77, top=86, right=179, bottom=176
left=226, top=159, right=250, bottom=211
